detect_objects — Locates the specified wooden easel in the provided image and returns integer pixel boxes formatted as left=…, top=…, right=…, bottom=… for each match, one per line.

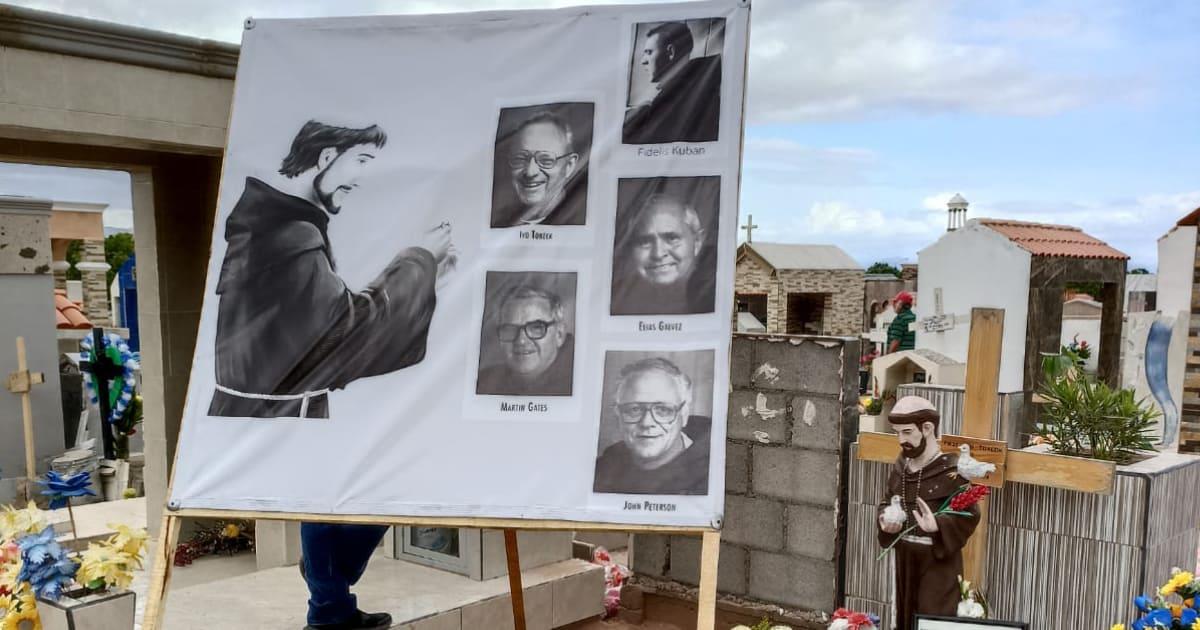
left=6, top=336, right=45, bottom=501
left=857, top=307, right=1116, bottom=588
left=143, top=508, right=720, bottom=630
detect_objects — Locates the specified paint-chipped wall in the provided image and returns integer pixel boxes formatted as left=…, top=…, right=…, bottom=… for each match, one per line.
left=630, top=333, right=860, bottom=613
left=0, top=200, right=65, bottom=502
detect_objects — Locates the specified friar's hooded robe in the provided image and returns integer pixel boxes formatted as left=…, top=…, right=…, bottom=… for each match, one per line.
left=878, top=451, right=980, bottom=630
left=207, top=176, right=437, bottom=419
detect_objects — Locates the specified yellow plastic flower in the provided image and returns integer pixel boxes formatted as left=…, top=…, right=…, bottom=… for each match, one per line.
left=1110, top=624, right=1126, bottom=630
left=0, top=504, right=48, bottom=543
left=1192, top=620, right=1200, bottom=630
left=221, top=523, right=241, bottom=539
left=1163, top=571, right=1196, bottom=596
left=0, top=592, right=12, bottom=613
left=77, top=543, right=134, bottom=590
left=0, top=602, right=39, bottom=630
left=105, top=523, right=148, bottom=561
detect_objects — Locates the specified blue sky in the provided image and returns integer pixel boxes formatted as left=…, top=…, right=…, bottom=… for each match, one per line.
left=0, top=0, right=1196, bottom=269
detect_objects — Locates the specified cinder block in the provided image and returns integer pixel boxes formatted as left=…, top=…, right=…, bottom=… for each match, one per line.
left=726, top=442, right=750, bottom=495
left=752, top=446, right=839, bottom=507
left=752, top=338, right=845, bottom=395
left=789, top=395, right=843, bottom=452
left=786, top=504, right=837, bottom=561
left=631, top=534, right=669, bottom=577
left=731, top=336, right=754, bottom=388
left=667, top=536, right=748, bottom=595
left=722, top=494, right=784, bottom=550
left=749, top=550, right=836, bottom=610
left=728, top=390, right=790, bottom=444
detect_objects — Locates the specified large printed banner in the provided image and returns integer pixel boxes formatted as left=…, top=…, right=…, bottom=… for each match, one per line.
left=170, top=0, right=750, bottom=528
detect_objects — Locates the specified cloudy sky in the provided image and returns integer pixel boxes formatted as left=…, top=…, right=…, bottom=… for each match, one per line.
left=0, top=0, right=1196, bottom=269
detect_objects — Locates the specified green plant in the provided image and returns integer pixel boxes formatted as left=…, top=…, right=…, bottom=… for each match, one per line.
left=1034, top=353, right=1158, bottom=463
left=864, top=398, right=883, bottom=415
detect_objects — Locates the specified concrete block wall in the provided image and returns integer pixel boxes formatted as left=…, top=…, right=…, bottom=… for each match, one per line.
left=632, top=333, right=860, bottom=613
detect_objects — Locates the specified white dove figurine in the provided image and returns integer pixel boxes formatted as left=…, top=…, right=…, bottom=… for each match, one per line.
left=882, top=495, right=907, bottom=527
left=957, top=444, right=996, bottom=481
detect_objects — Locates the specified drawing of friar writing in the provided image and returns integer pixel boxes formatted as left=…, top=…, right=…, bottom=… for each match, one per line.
left=208, top=119, right=456, bottom=419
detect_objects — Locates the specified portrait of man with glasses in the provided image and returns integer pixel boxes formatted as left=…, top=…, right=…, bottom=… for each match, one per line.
left=593, top=351, right=713, bottom=495
left=476, top=271, right=577, bottom=396
left=491, top=102, right=594, bottom=228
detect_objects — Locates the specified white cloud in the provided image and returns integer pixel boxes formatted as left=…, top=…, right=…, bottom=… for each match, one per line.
left=104, top=208, right=134, bottom=231
left=922, top=192, right=958, bottom=212
left=4, top=0, right=1138, bottom=123
left=744, top=137, right=878, bottom=186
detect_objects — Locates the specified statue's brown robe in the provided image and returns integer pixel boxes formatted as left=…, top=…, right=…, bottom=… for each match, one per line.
left=878, top=452, right=980, bottom=630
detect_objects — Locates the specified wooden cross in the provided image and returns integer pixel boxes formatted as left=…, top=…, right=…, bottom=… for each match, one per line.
left=78, top=327, right=121, bottom=460
left=6, top=337, right=45, bottom=500
left=741, top=214, right=758, bottom=243
left=857, top=307, right=1116, bottom=588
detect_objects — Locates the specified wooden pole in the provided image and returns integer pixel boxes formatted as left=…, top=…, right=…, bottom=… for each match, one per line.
left=959, top=308, right=1005, bottom=589
left=143, top=512, right=183, bottom=630
left=696, top=531, right=721, bottom=630
left=503, top=529, right=527, bottom=630
left=16, top=337, right=37, bottom=501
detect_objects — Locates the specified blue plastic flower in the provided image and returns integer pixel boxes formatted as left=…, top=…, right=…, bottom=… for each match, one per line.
left=1182, top=607, right=1198, bottom=626
left=37, top=470, right=97, bottom=509
left=1145, top=608, right=1173, bottom=627
left=1134, top=595, right=1152, bottom=613
left=16, top=525, right=78, bottom=600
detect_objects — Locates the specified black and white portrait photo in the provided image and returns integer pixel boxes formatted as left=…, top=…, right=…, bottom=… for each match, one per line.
left=593, top=350, right=714, bottom=495
left=207, top=119, right=457, bottom=419
left=476, top=271, right=577, bottom=397
left=491, top=102, right=594, bottom=228
left=623, top=18, right=724, bottom=145
left=610, top=176, right=720, bottom=316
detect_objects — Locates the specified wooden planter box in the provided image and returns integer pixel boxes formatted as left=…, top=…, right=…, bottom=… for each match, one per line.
left=38, top=588, right=135, bottom=630
left=845, top=447, right=1200, bottom=629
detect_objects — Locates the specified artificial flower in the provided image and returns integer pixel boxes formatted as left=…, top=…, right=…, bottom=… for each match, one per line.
left=106, top=523, right=148, bottom=560
left=957, top=597, right=985, bottom=618
left=1109, top=624, right=1125, bottom=630
left=1135, top=595, right=1152, bottom=613
left=34, top=472, right=95, bottom=510
left=0, top=505, right=47, bottom=543
left=15, top=527, right=76, bottom=601
left=1183, top=607, right=1199, bottom=626
left=950, top=485, right=991, bottom=511
left=76, top=542, right=133, bottom=590
left=0, top=603, right=40, bottom=630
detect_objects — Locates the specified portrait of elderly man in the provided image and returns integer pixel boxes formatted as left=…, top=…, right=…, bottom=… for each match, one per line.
left=623, top=18, right=724, bottom=145
left=491, top=103, right=593, bottom=228
left=611, top=177, right=719, bottom=315
left=208, top=119, right=456, bottom=420
left=476, top=274, right=577, bottom=396
left=593, top=353, right=713, bottom=495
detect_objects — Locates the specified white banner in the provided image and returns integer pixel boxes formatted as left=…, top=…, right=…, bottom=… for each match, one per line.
left=169, top=0, right=750, bottom=528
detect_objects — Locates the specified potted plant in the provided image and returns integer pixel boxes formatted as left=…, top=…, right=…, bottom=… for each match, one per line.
left=1032, top=351, right=1158, bottom=463
left=35, top=524, right=147, bottom=630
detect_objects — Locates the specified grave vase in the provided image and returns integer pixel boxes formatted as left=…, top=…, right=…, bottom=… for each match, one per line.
left=37, top=588, right=136, bottom=630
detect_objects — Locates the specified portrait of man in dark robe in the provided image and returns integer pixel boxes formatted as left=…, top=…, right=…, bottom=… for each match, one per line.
left=610, top=176, right=719, bottom=316
left=622, top=19, right=724, bottom=145
left=593, top=352, right=713, bottom=495
left=207, top=119, right=456, bottom=419
left=878, top=396, right=981, bottom=629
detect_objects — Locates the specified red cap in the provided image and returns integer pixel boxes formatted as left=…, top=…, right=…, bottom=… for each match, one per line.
left=893, top=291, right=914, bottom=307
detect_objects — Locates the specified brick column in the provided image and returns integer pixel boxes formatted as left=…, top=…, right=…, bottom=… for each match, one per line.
left=50, top=260, right=70, bottom=291
left=76, top=239, right=111, bottom=326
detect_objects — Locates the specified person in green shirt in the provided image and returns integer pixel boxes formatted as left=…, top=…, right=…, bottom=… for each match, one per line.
left=888, top=291, right=916, bottom=353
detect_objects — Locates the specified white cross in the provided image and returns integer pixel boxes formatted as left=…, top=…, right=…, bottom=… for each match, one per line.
left=741, top=214, right=758, bottom=242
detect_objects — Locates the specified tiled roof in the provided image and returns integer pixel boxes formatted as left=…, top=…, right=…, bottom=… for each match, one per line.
left=55, top=290, right=92, bottom=329
left=1176, top=206, right=1200, bottom=227
left=978, top=219, right=1128, bottom=260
